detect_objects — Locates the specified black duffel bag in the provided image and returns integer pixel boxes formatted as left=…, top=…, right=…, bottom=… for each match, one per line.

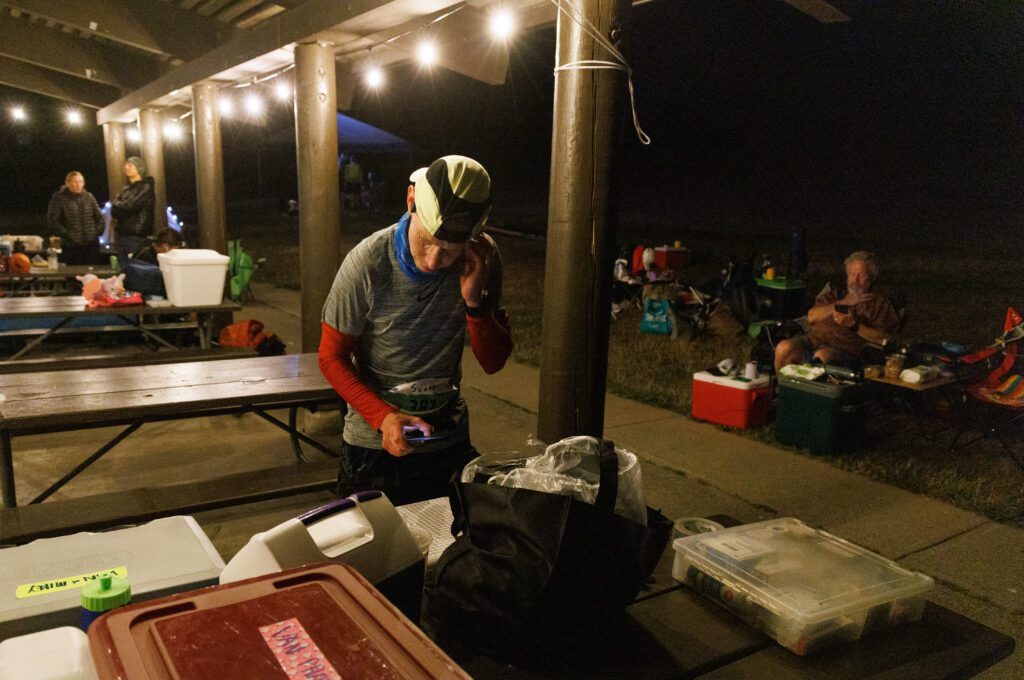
left=423, top=438, right=672, bottom=652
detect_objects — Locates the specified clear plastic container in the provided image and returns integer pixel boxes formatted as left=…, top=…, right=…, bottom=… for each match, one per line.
left=672, top=518, right=934, bottom=655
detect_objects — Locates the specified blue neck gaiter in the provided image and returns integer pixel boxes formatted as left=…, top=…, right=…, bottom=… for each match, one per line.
left=394, top=212, right=437, bottom=283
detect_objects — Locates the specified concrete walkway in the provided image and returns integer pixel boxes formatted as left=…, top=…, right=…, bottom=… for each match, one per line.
left=229, top=282, right=1024, bottom=676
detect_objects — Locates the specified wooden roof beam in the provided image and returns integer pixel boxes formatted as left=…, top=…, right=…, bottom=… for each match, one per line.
left=0, top=56, right=120, bottom=109
left=0, top=13, right=167, bottom=91
left=1, top=0, right=240, bottom=61
left=98, top=0, right=390, bottom=124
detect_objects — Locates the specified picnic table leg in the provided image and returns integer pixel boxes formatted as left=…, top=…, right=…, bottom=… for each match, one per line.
left=248, top=407, right=340, bottom=461
left=1, top=431, right=15, bottom=507
left=8, top=316, right=74, bottom=360
left=116, top=315, right=179, bottom=351
left=31, top=421, right=144, bottom=504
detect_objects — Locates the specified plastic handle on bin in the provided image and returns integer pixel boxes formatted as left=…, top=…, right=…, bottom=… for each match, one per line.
left=297, top=491, right=383, bottom=525
left=298, top=497, right=357, bottom=525
left=352, top=490, right=383, bottom=503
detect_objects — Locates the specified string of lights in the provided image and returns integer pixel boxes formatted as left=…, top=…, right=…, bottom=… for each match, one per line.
left=4, top=4, right=645, bottom=144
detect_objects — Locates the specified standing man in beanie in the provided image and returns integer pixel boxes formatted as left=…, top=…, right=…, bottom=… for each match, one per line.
left=110, top=156, right=155, bottom=262
left=319, top=155, right=513, bottom=504
left=46, top=171, right=103, bottom=264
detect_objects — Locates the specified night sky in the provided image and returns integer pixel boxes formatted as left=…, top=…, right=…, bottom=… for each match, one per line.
left=1, top=0, right=1021, bottom=241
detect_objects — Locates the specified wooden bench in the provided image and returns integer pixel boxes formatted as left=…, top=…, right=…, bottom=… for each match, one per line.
left=0, top=346, right=257, bottom=374
left=0, top=460, right=337, bottom=545
left=0, top=297, right=240, bottom=359
left=0, top=354, right=340, bottom=509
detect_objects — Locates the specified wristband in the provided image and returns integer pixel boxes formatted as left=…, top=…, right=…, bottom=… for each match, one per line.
left=466, top=303, right=487, bottom=318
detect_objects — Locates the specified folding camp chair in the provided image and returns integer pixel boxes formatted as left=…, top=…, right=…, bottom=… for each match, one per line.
left=949, top=307, right=1024, bottom=471
left=227, top=240, right=264, bottom=305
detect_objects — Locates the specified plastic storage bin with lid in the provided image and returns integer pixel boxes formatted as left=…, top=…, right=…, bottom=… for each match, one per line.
left=692, top=371, right=771, bottom=429
left=157, top=248, right=229, bottom=306
left=672, top=518, right=934, bottom=656
left=0, top=516, right=224, bottom=639
left=87, top=563, right=471, bottom=680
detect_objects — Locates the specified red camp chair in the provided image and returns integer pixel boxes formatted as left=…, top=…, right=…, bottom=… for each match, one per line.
left=949, top=307, right=1024, bottom=471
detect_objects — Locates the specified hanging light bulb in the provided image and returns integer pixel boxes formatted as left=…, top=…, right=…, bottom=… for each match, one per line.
left=365, top=66, right=385, bottom=89
left=163, top=120, right=183, bottom=140
left=10, top=106, right=26, bottom=122
left=218, top=95, right=234, bottom=116
left=273, top=79, right=292, bottom=101
left=65, top=109, right=84, bottom=125
left=244, top=92, right=264, bottom=116
left=488, top=8, right=516, bottom=40
left=417, top=40, right=438, bottom=67
left=126, top=126, right=141, bottom=142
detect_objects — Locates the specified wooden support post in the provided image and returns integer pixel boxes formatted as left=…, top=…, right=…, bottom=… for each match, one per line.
left=192, top=83, right=227, bottom=253
left=537, top=0, right=630, bottom=444
left=294, top=42, right=342, bottom=353
left=138, top=108, right=168, bottom=232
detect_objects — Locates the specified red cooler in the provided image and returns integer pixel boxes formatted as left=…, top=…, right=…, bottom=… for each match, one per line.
left=653, top=246, right=688, bottom=272
left=88, top=563, right=470, bottom=680
left=692, top=371, right=771, bottom=428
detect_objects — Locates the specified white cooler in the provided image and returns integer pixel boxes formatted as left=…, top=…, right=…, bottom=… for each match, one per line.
left=157, top=248, right=229, bottom=306
left=0, top=516, right=224, bottom=639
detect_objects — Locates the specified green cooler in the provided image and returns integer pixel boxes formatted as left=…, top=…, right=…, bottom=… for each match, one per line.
left=756, top=277, right=807, bottom=320
left=775, top=374, right=870, bottom=455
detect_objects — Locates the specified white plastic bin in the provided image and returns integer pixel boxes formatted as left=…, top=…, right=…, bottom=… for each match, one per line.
left=0, top=627, right=98, bottom=680
left=0, top=516, right=224, bottom=639
left=157, top=248, right=229, bottom=306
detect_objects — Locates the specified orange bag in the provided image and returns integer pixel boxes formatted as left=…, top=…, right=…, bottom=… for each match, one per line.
left=218, top=319, right=285, bottom=356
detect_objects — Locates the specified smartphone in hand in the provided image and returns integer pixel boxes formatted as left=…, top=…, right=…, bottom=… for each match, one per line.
left=404, top=431, right=447, bottom=444
left=834, top=303, right=850, bottom=313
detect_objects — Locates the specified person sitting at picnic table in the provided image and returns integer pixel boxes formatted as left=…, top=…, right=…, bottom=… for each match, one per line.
left=319, top=155, right=513, bottom=505
left=46, top=171, right=103, bottom=265
left=110, top=156, right=155, bottom=263
left=774, top=250, right=900, bottom=372
left=131, top=228, right=182, bottom=265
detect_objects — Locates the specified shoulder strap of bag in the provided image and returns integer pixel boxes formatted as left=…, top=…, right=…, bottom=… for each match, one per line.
left=595, top=439, right=618, bottom=514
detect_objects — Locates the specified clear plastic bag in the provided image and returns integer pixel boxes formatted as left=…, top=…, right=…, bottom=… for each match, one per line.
left=462, top=435, right=648, bottom=526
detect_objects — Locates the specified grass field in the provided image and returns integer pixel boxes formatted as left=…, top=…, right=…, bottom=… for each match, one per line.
left=240, top=204, right=1024, bottom=527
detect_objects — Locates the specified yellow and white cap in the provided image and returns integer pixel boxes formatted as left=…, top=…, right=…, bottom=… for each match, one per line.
left=410, top=155, right=491, bottom=244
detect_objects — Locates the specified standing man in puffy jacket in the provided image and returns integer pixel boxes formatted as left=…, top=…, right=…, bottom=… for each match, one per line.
left=46, top=171, right=103, bottom=264
left=110, top=156, right=155, bottom=262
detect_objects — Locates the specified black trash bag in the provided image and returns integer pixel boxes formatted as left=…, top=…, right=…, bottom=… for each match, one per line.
left=423, top=439, right=672, bottom=654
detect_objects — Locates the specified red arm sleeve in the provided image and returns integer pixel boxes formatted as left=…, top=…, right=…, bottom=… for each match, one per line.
left=318, top=321, right=397, bottom=431
left=467, top=308, right=513, bottom=374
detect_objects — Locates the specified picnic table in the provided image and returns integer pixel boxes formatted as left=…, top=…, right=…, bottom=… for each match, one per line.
left=0, top=296, right=240, bottom=359
left=0, top=353, right=340, bottom=512
left=446, top=518, right=1015, bottom=679
left=0, top=264, right=117, bottom=296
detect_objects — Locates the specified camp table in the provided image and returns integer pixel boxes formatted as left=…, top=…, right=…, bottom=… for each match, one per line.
left=0, top=353, right=340, bottom=511
left=0, top=264, right=117, bottom=296
left=449, top=517, right=1015, bottom=679
left=0, top=296, right=240, bottom=359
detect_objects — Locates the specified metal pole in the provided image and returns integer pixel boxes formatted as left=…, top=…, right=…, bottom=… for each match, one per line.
left=192, top=83, right=228, bottom=253
left=101, top=122, right=126, bottom=248
left=138, top=108, right=168, bottom=232
left=537, top=0, right=630, bottom=444
left=294, top=42, right=342, bottom=353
